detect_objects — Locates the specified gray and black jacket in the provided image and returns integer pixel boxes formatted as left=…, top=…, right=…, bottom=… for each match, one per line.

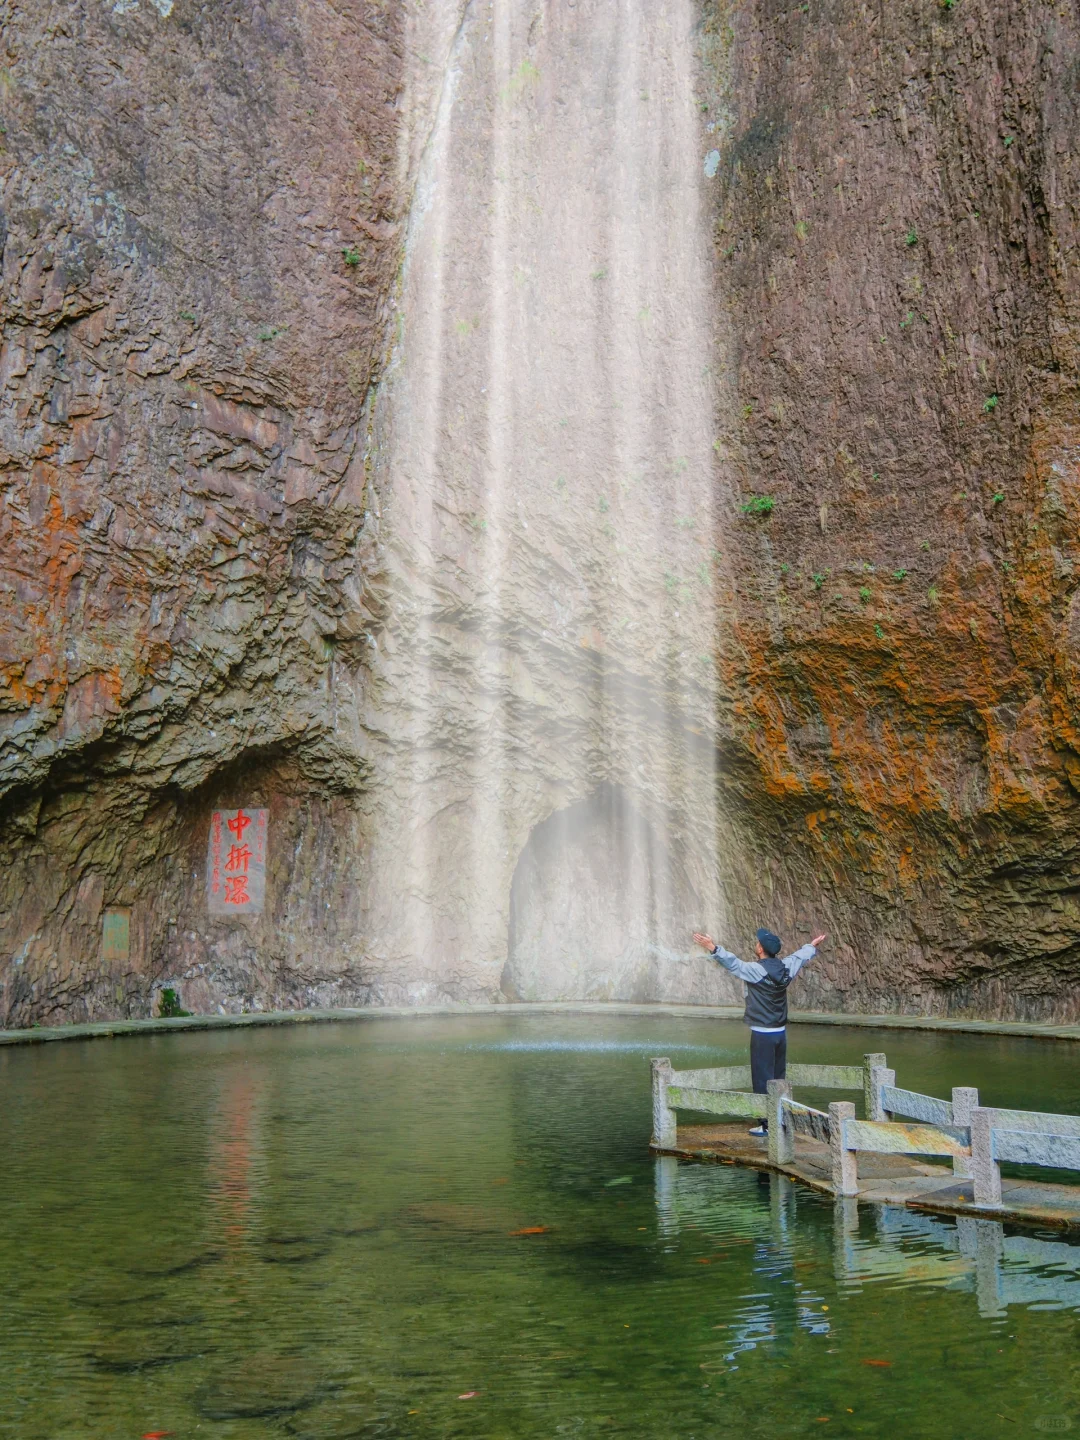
left=710, top=943, right=818, bottom=1031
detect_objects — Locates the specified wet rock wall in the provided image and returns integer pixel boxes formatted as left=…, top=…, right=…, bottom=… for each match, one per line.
left=0, top=0, right=402, bottom=1021
left=701, top=0, right=1080, bottom=1020
left=5, top=0, right=1080, bottom=1024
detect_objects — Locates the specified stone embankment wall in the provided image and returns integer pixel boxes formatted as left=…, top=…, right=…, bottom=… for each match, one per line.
left=2, top=0, right=1080, bottom=1024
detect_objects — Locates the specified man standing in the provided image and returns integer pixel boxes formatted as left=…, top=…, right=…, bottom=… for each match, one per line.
left=692, top=927, right=827, bottom=1137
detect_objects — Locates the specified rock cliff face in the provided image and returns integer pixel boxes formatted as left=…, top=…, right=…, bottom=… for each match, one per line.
left=3, top=0, right=1080, bottom=1025
left=701, top=0, right=1080, bottom=1022
left=0, top=0, right=404, bottom=1020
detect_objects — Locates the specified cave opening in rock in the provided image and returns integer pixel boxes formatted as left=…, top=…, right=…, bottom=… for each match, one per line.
left=504, top=783, right=690, bottom=1002
left=504, top=782, right=737, bottom=1006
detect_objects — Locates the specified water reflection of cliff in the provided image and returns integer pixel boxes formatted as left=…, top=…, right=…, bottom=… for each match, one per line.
left=655, top=1158, right=1080, bottom=1329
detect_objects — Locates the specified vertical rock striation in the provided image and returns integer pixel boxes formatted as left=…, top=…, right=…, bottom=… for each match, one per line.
left=701, top=0, right=1080, bottom=1020
left=0, top=0, right=403, bottom=1021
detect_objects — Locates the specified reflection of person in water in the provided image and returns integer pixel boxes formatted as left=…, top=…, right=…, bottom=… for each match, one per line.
left=692, top=926, right=827, bottom=1137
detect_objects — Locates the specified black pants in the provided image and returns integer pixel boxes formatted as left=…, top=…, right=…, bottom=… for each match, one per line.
left=750, top=1030, right=787, bottom=1128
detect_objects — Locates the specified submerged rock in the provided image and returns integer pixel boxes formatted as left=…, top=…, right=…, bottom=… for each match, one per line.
left=194, top=1356, right=328, bottom=1420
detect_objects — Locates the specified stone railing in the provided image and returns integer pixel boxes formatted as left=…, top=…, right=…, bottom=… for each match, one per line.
left=650, top=1053, right=886, bottom=1152
left=652, top=1053, right=1080, bottom=1206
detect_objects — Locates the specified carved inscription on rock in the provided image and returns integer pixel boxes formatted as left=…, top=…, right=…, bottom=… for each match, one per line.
left=207, top=809, right=268, bottom=917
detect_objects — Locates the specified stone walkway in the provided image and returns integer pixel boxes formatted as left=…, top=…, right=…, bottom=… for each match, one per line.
left=2, top=1002, right=1080, bottom=1048
left=1, top=1001, right=1079, bottom=1047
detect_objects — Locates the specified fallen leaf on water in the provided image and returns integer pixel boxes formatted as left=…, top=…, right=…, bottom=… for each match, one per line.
left=408, top=1410, right=419, bottom=1415
left=696, top=1259, right=711, bottom=1265
left=815, top=1418, right=830, bottom=1424
left=143, top=1433, right=173, bottom=1438
left=861, top=1358, right=892, bottom=1368
left=509, top=1226, right=550, bottom=1236
left=605, top=1176, right=633, bottom=1187
left=458, top=1391, right=480, bottom=1400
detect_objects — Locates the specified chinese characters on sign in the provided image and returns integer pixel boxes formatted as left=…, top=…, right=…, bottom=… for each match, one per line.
left=207, top=807, right=268, bottom=916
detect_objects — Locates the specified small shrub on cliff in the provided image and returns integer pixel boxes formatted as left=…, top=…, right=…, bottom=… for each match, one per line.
left=342, top=246, right=361, bottom=267
left=812, top=571, right=827, bottom=590
left=905, top=228, right=918, bottom=246
left=858, top=586, right=872, bottom=604
left=892, top=568, right=908, bottom=581
left=740, top=495, right=774, bottom=516
left=983, top=393, right=999, bottom=411
left=159, top=988, right=191, bottom=1019
left=993, top=492, right=1005, bottom=505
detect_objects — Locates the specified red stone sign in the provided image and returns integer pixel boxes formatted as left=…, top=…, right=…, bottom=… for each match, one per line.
left=207, top=807, right=268, bottom=916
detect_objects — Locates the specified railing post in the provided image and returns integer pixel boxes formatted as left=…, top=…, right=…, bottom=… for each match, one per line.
left=767, top=1079, right=794, bottom=1166
left=951, top=1086, right=979, bottom=1179
left=971, top=1107, right=1002, bottom=1207
left=865, top=1055, right=895, bottom=1122
left=829, top=1100, right=859, bottom=1196
left=651, top=1057, right=676, bottom=1148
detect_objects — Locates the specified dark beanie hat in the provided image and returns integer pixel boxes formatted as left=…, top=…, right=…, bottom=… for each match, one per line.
left=757, top=928, right=782, bottom=957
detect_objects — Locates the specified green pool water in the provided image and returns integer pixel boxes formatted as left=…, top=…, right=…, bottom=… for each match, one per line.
left=2, top=1015, right=1078, bottom=1439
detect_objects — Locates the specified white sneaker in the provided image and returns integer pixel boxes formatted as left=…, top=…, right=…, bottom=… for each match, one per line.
left=748, top=1124, right=767, bottom=1137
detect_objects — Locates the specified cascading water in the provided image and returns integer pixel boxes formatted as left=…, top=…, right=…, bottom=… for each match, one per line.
left=358, top=0, right=736, bottom=1005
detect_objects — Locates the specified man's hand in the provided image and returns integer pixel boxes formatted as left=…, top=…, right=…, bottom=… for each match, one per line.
left=811, top=933, right=827, bottom=947
left=692, top=932, right=716, bottom=952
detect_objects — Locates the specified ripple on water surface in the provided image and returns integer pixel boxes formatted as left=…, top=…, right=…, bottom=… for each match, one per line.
left=1, top=1014, right=1078, bottom=1439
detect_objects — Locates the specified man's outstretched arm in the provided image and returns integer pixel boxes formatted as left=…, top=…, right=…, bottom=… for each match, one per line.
left=782, top=933, right=828, bottom=978
left=693, top=931, right=766, bottom=983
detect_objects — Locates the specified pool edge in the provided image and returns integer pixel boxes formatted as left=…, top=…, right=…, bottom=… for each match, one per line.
left=2, top=1003, right=1078, bottom=1047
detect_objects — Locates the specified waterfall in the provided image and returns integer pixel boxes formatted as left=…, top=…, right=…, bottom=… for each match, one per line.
left=359, top=0, right=734, bottom=1005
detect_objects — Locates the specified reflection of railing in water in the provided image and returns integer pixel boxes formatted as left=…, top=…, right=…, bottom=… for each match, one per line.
left=654, top=1159, right=1080, bottom=1320
left=651, top=1054, right=1080, bottom=1207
